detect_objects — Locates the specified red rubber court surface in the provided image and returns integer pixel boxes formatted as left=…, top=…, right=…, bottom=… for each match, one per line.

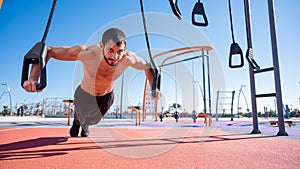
left=0, top=118, right=300, bottom=169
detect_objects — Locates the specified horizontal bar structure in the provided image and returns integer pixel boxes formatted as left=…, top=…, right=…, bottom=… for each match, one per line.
left=159, top=55, right=208, bottom=67
left=153, top=46, right=213, bottom=59
left=216, top=108, right=234, bottom=110
left=154, top=46, right=212, bottom=68
left=218, top=97, right=234, bottom=99
left=217, top=91, right=235, bottom=93
left=255, top=93, right=276, bottom=98
left=142, top=45, right=213, bottom=121
left=218, top=103, right=232, bottom=105
left=253, top=67, right=274, bottom=74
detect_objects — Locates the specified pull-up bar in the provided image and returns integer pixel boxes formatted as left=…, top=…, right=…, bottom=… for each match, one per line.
left=153, top=46, right=212, bottom=59
left=159, top=55, right=208, bottom=68
left=142, top=46, right=213, bottom=121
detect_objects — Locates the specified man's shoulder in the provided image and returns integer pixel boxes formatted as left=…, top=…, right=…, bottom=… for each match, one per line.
left=123, top=51, right=138, bottom=63
left=85, top=45, right=101, bottom=56
left=88, top=44, right=101, bottom=51
left=125, top=51, right=141, bottom=60
left=78, top=44, right=102, bottom=61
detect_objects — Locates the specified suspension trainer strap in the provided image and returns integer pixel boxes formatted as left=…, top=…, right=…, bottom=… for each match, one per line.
left=228, top=0, right=235, bottom=43
left=42, top=0, right=57, bottom=43
left=228, top=0, right=244, bottom=68
left=139, top=0, right=161, bottom=97
left=21, top=0, right=57, bottom=90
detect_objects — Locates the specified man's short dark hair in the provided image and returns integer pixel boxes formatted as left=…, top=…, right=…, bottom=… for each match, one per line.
left=102, top=28, right=127, bottom=46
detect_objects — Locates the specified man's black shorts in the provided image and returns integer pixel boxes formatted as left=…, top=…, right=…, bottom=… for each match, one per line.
left=74, top=85, right=114, bottom=125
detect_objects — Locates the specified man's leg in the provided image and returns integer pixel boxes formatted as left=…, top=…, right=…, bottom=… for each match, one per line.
left=80, top=92, right=114, bottom=137
left=80, top=124, right=89, bottom=137
left=69, top=112, right=81, bottom=137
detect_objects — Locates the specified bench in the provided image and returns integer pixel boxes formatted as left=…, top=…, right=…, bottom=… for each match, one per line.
left=269, top=120, right=293, bottom=127
left=198, top=114, right=212, bottom=126
left=198, top=113, right=209, bottom=118
left=63, top=99, right=74, bottom=126
left=128, top=106, right=141, bottom=126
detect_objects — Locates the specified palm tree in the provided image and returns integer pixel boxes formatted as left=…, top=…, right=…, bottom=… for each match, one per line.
left=172, top=103, right=181, bottom=109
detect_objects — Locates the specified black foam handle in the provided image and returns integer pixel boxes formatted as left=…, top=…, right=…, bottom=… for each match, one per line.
left=245, top=48, right=260, bottom=69
left=229, top=42, right=244, bottom=68
left=192, top=2, right=208, bottom=27
left=169, top=0, right=182, bottom=20
left=21, top=42, right=47, bottom=90
left=151, top=67, right=161, bottom=98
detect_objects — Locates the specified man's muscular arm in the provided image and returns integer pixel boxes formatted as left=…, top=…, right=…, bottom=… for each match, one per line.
left=23, top=45, right=98, bottom=92
left=126, top=51, right=161, bottom=99
left=47, top=45, right=96, bottom=61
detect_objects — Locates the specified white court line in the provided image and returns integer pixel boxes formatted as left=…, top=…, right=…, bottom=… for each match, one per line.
left=0, top=128, right=23, bottom=132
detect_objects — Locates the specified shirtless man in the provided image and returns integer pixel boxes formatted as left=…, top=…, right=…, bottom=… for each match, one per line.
left=23, top=28, right=161, bottom=137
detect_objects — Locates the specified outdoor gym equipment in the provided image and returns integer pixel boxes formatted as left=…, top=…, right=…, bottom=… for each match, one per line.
left=243, top=0, right=286, bottom=136
left=142, top=46, right=213, bottom=121
left=158, top=47, right=212, bottom=117
left=192, top=0, right=208, bottom=27
left=169, top=0, right=182, bottom=20
left=18, top=1, right=287, bottom=136
left=20, top=0, right=208, bottom=95
left=63, top=99, right=73, bottom=126
left=215, top=90, right=235, bottom=121
left=21, top=0, right=162, bottom=97
left=128, top=106, right=141, bottom=126
left=242, top=0, right=260, bottom=70
left=227, top=0, right=260, bottom=70
left=21, top=0, right=57, bottom=90
left=228, top=0, right=243, bottom=68
left=139, top=0, right=161, bottom=98
left=169, top=0, right=208, bottom=27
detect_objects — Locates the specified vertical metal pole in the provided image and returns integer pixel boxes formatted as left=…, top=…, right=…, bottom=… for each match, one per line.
left=244, top=0, right=261, bottom=134
left=43, top=98, right=46, bottom=117
left=142, top=79, right=148, bottom=121
left=175, top=64, right=178, bottom=112
left=68, top=102, right=71, bottom=125
left=237, top=85, right=242, bottom=118
left=192, top=60, right=195, bottom=112
left=267, top=0, right=287, bottom=136
left=230, top=91, right=235, bottom=121
left=202, top=49, right=207, bottom=114
left=242, top=86, right=249, bottom=117
left=206, top=51, right=212, bottom=115
left=8, top=92, right=12, bottom=116
left=1, top=82, right=12, bottom=116
left=120, top=72, right=124, bottom=119
left=215, top=91, right=219, bottom=121
left=155, top=95, right=159, bottom=122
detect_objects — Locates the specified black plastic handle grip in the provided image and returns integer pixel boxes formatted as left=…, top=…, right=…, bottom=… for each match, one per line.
left=151, top=67, right=161, bottom=98
left=169, top=0, right=182, bottom=20
left=229, top=42, right=244, bottom=68
left=192, top=1, right=208, bottom=27
left=21, top=42, right=47, bottom=90
left=245, top=48, right=260, bottom=69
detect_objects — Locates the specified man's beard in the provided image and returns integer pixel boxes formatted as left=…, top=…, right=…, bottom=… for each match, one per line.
left=103, top=49, right=118, bottom=67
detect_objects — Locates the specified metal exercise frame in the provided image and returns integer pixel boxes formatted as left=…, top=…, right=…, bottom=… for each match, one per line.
left=244, top=0, right=287, bottom=136
left=142, top=46, right=213, bottom=121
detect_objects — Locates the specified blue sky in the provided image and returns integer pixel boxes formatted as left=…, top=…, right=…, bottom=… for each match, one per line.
left=0, top=0, right=299, bottom=113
